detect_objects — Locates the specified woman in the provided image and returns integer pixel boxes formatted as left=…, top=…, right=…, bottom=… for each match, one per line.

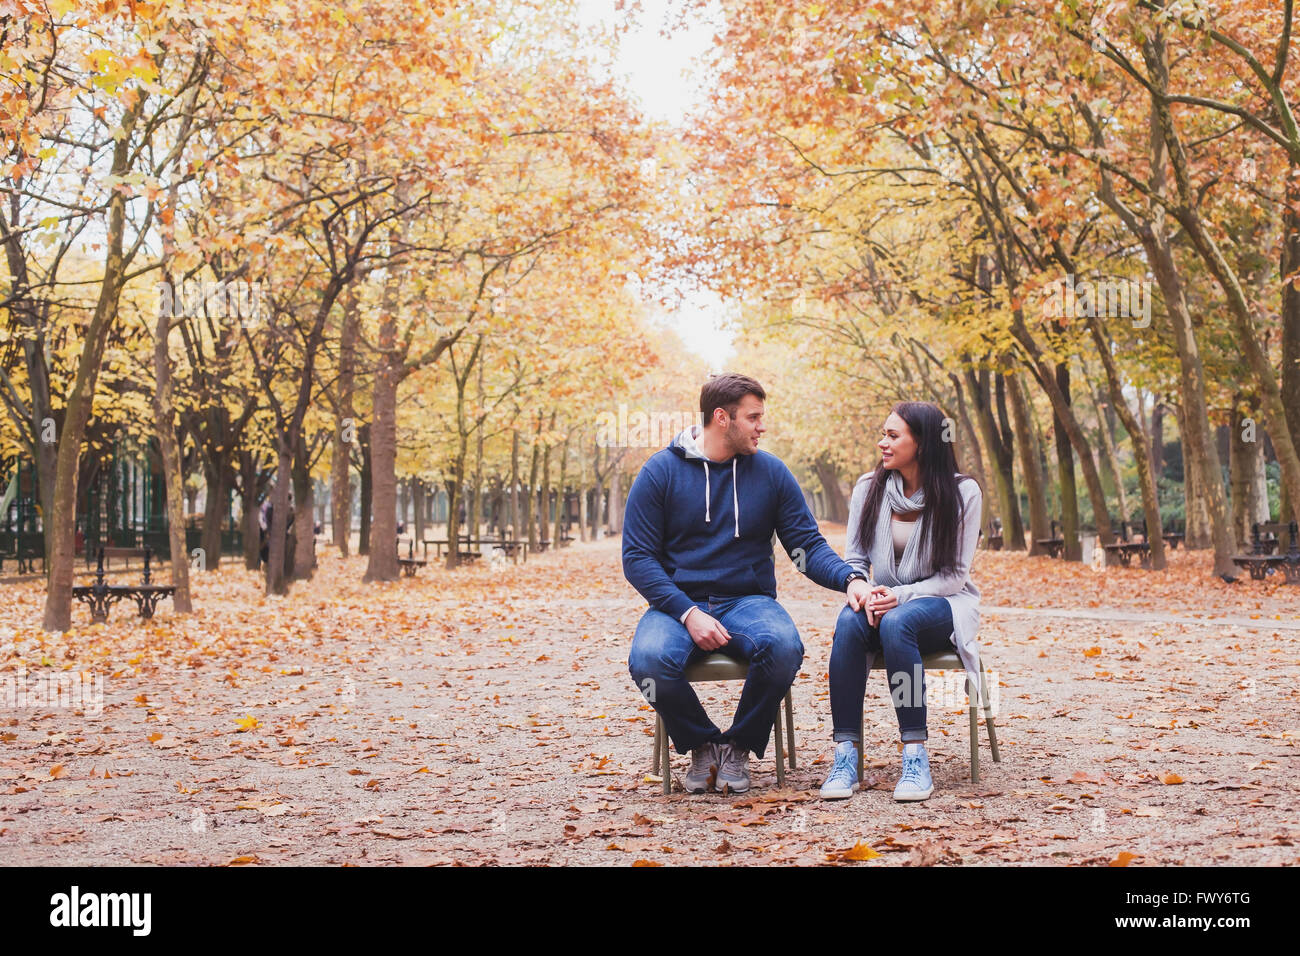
left=819, top=401, right=982, bottom=802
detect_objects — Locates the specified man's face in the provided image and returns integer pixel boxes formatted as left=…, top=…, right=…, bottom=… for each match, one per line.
left=721, top=393, right=766, bottom=456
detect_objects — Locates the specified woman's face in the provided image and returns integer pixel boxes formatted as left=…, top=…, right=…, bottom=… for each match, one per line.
left=878, top=411, right=918, bottom=472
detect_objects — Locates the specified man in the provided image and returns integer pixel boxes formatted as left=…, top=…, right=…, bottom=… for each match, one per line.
left=623, top=373, right=873, bottom=793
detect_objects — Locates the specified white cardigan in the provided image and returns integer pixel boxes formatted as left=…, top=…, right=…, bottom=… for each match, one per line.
left=844, top=472, right=985, bottom=707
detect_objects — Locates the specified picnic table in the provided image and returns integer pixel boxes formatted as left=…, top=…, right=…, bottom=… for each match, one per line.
left=72, top=546, right=175, bottom=622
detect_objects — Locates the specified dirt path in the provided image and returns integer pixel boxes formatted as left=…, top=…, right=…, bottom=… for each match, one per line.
left=1, top=532, right=1296, bottom=866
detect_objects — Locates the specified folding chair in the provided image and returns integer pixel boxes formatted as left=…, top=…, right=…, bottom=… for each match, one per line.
left=651, top=653, right=796, bottom=795
left=857, top=649, right=1000, bottom=784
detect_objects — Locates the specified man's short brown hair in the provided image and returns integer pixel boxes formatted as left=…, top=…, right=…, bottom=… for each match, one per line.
left=700, top=373, right=766, bottom=426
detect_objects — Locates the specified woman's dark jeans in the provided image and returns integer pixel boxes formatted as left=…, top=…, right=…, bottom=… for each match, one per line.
left=829, top=597, right=954, bottom=744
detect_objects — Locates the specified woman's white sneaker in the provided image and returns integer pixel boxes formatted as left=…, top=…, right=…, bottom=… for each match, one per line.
left=893, top=742, right=933, bottom=801
left=819, top=740, right=860, bottom=799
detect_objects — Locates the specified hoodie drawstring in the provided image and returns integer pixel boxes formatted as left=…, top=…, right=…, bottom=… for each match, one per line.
left=702, top=458, right=740, bottom=537
left=733, top=457, right=743, bottom=535
left=703, top=461, right=711, bottom=523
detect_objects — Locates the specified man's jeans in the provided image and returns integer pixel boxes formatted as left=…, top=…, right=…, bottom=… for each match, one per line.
left=628, top=595, right=803, bottom=758
left=829, top=597, right=954, bottom=743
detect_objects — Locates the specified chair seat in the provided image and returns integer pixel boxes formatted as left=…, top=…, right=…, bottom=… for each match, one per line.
left=913, top=650, right=963, bottom=670
left=682, top=654, right=750, bottom=682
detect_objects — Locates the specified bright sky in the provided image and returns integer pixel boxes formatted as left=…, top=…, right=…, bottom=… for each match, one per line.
left=576, top=0, right=738, bottom=370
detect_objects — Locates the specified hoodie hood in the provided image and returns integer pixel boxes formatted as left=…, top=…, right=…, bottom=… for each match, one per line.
left=669, top=425, right=740, bottom=537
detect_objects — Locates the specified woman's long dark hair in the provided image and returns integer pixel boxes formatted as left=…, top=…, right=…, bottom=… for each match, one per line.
left=856, top=401, right=975, bottom=576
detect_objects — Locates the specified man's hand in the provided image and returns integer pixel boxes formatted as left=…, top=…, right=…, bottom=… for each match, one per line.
left=846, top=578, right=873, bottom=612
left=684, top=607, right=731, bottom=651
left=866, top=585, right=898, bottom=626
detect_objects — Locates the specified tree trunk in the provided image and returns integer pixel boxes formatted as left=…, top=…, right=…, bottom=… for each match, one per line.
left=590, top=437, right=605, bottom=541
left=358, top=423, right=372, bottom=556
left=578, top=480, right=589, bottom=543
left=42, top=96, right=146, bottom=631
left=445, top=433, right=468, bottom=571
left=1054, top=411, right=1081, bottom=561
left=557, top=432, right=570, bottom=540
left=951, top=382, right=992, bottom=531
left=239, top=450, right=262, bottom=571
left=1007, top=371, right=1051, bottom=554
left=509, top=427, right=521, bottom=538
left=364, top=309, right=400, bottom=581
left=813, top=453, right=848, bottom=523
left=608, top=468, right=624, bottom=534
left=152, top=270, right=193, bottom=613
left=265, top=441, right=292, bottom=596
left=413, top=477, right=426, bottom=543
left=199, top=460, right=230, bottom=572
left=1091, top=377, right=1131, bottom=527
left=1178, top=404, right=1213, bottom=550
left=525, top=411, right=542, bottom=549
left=292, top=438, right=316, bottom=580
left=330, top=284, right=359, bottom=556
left=1229, top=396, right=1270, bottom=549
left=964, top=366, right=1025, bottom=549
left=1284, top=165, right=1300, bottom=522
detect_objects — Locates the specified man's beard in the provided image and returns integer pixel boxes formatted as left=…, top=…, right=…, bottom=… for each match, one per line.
left=726, top=421, right=756, bottom=455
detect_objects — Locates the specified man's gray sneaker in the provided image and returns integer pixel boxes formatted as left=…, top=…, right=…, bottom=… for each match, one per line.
left=683, top=742, right=718, bottom=793
left=715, top=741, right=751, bottom=793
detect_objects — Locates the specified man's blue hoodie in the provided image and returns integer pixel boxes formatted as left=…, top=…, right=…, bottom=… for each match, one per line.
left=621, top=424, right=857, bottom=620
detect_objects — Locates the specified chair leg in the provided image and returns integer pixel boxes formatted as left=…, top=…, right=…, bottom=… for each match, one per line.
left=659, top=717, right=671, bottom=796
left=857, top=714, right=865, bottom=783
left=980, top=666, right=1001, bottom=763
left=773, top=707, right=786, bottom=787
left=652, top=716, right=662, bottom=775
left=784, top=689, right=796, bottom=769
left=968, top=677, right=979, bottom=784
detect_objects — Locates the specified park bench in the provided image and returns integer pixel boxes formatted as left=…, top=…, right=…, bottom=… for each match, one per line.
left=1035, top=520, right=1065, bottom=558
left=98, top=546, right=152, bottom=570
left=0, top=530, right=44, bottom=574
left=483, top=538, right=527, bottom=564
left=1103, top=541, right=1151, bottom=568
left=558, top=531, right=575, bottom=548
left=420, top=534, right=527, bottom=563
left=1249, top=521, right=1292, bottom=556
left=1121, top=518, right=1184, bottom=552
left=1232, top=521, right=1300, bottom=583
left=397, top=538, right=427, bottom=577
left=981, top=518, right=1003, bottom=551
left=72, top=546, right=175, bottom=622
left=420, top=538, right=448, bottom=560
